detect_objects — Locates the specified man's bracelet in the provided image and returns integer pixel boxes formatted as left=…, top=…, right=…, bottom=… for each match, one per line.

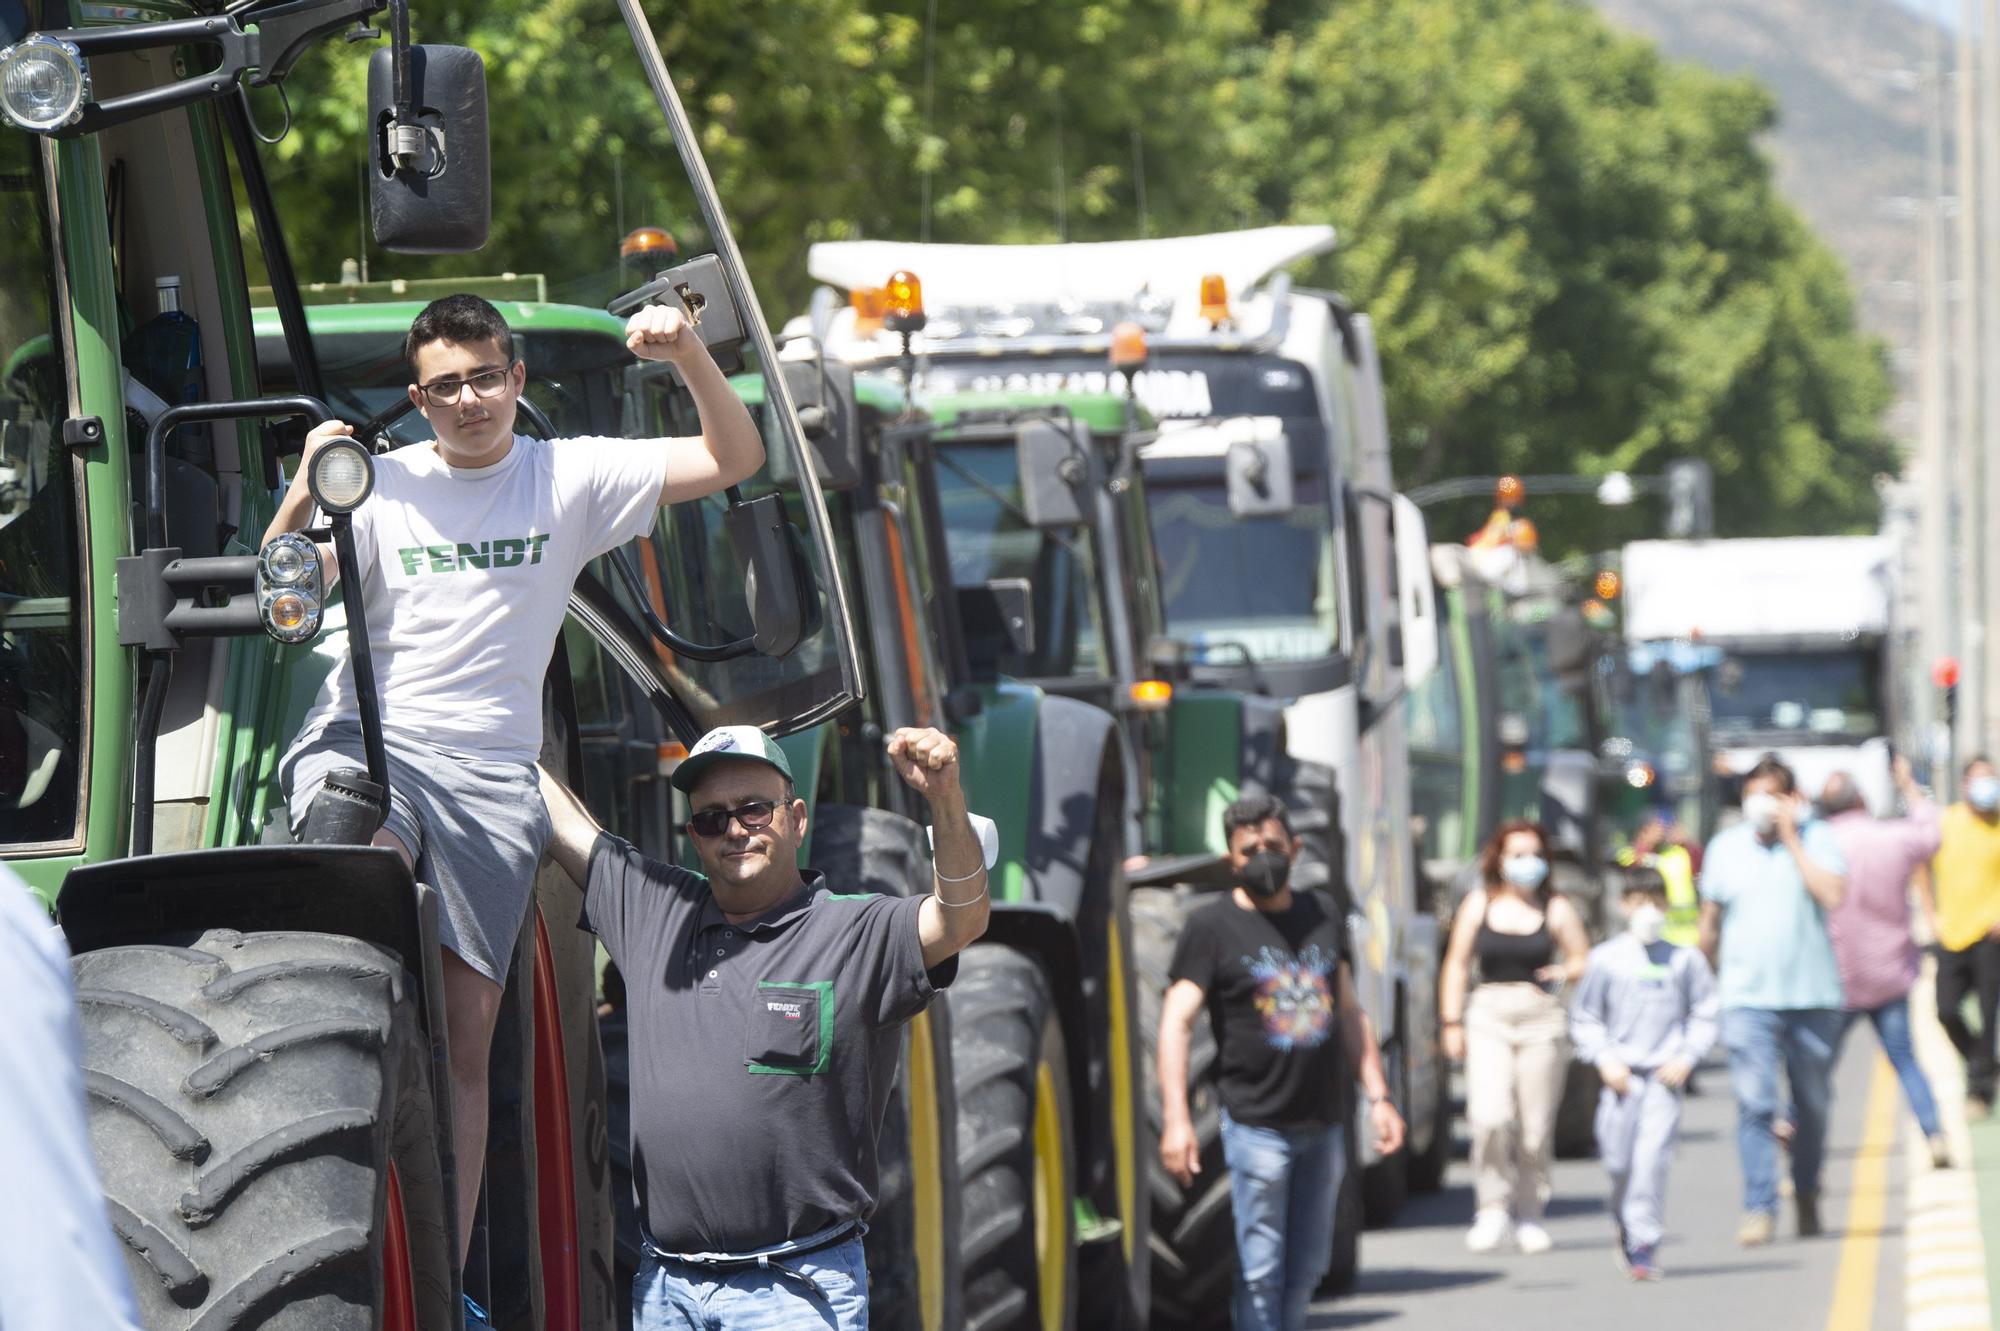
left=936, top=885, right=990, bottom=908
left=934, top=860, right=986, bottom=884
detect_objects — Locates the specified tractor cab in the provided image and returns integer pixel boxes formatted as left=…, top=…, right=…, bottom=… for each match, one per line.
left=2, top=2, right=858, bottom=1327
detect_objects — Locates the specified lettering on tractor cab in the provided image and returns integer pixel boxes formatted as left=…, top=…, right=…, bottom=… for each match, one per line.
left=396, top=533, right=553, bottom=576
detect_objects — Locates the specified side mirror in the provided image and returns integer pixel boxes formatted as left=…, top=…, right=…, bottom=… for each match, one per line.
left=957, top=578, right=1036, bottom=660
left=367, top=46, right=492, bottom=254
left=1016, top=421, right=1090, bottom=529
left=782, top=360, right=861, bottom=491
left=1390, top=492, right=1440, bottom=688
left=1226, top=425, right=1294, bottom=518
left=610, top=254, right=748, bottom=375
left=724, top=494, right=814, bottom=658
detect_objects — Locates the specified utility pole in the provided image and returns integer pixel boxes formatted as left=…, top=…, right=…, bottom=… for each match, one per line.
left=1957, top=0, right=1987, bottom=763
left=1918, top=0, right=1951, bottom=773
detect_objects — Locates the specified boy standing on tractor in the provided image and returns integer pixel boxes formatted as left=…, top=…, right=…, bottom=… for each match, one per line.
left=264, top=293, right=763, bottom=1311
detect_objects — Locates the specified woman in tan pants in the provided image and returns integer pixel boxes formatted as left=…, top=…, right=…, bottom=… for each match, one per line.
left=1440, top=821, right=1591, bottom=1254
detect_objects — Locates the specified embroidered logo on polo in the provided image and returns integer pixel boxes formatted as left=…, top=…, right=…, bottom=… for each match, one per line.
left=767, top=1000, right=806, bottom=1020
left=396, top=534, right=552, bottom=576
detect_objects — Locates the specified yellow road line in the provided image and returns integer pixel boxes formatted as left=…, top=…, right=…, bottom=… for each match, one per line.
left=1826, top=1055, right=1899, bottom=1331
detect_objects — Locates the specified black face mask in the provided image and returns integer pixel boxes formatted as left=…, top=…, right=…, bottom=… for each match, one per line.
left=1240, top=849, right=1292, bottom=899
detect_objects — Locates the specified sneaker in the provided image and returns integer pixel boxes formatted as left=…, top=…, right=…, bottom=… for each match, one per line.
left=1736, top=1212, right=1775, bottom=1247
left=1515, top=1220, right=1553, bottom=1255
left=1626, top=1243, right=1662, bottom=1281
left=1466, top=1209, right=1514, bottom=1253
left=1797, top=1192, right=1822, bottom=1237
left=1930, top=1133, right=1954, bottom=1169
left=464, top=1293, right=492, bottom=1329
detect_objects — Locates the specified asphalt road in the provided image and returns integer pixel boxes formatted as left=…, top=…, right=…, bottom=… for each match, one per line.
left=1309, top=1044, right=1908, bottom=1330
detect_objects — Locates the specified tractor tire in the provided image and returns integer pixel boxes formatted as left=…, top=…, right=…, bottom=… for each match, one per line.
left=952, top=944, right=1077, bottom=1331
left=74, top=930, right=455, bottom=1330
left=1360, top=1041, right=1408, bottom=1227
left=1321, top=1130, right=1364, bottom=1297
left=1405, top=1061, right=1453, bottom=1194
left=1132, top=885, right=1233, bottom=1331
left=813, top=805, right=964, bottom=1331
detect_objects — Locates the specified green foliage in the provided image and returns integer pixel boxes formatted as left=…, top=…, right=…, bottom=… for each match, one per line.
left=259, top=0, right=1894, bottom=549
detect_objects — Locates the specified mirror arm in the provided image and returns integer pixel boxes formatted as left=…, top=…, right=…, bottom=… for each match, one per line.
left=601, top=547, right=758, bottom=663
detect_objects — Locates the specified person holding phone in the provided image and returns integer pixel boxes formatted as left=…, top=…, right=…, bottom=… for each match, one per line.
left=1439, top=820, right=1590, bottom=1255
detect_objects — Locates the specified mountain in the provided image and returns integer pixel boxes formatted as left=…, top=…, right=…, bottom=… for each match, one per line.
left=1594, top=0, right=1951, bottom=449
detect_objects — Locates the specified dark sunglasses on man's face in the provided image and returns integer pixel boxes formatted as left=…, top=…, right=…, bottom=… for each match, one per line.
left=418, top=364, right=516, bottom=409
left=688, top=800, right=782, bottom=839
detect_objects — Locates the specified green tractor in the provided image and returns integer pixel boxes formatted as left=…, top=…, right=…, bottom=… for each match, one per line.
left=1, top=3, right=874, bottom=1328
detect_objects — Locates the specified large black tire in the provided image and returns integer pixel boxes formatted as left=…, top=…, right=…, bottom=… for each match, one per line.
left=1132, top=885, right=1233, bottom=1331
left=953, top=944, right=1077, bottom=1331
left=1321, top=1128, right=1364, bottom=1297
left=1360, top=1039, right=1408, bottom=1227
left=75, top=929, right=456, bottom=1330
left=812, top=805, right=964, bottom=1331
left=1405, top=1056, right=1453, bottom=1194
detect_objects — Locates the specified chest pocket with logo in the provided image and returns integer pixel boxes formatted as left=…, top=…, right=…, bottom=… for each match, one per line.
left=747, top=980, right=833, bottom=1075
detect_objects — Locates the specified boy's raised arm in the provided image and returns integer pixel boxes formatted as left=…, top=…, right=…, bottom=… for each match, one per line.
left=623, top=305, right=765, bottom=505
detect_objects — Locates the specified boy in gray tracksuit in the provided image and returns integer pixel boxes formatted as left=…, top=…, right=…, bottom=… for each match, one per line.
left=1571, top=867, right=1721, bottom=1281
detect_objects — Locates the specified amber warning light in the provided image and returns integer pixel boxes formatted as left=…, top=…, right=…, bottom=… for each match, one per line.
left=1110, top=321, right=1149, bottom=371
left=1199, top=273, right=1230, bottom=326
left=885, top=270, right=927, bottom=334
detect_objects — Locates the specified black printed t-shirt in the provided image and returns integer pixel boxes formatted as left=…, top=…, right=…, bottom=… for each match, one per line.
left=580, top=833, right=955, bottom=1254
left=1168, top=890, right=1349, bottom=1128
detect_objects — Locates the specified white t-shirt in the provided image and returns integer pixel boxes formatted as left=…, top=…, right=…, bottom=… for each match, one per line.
left=299, top=433, right=675, bottom=763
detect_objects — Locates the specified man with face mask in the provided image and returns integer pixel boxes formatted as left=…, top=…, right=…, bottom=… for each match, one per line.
left=1926, top=754, right=2000, bottom=1118
left=1698, top=755, right=1847, bottom=1247
left=1156, top=794, right=1405, bottom=1331
left=1570, top=867, right=1720, bottom=1280
left=1819, top=760, right=1948, bottom=1165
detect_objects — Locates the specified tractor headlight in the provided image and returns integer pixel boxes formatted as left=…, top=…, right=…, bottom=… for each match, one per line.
left=258, top=531, right=319, bottom=588
left=0, top=36, right=91, bottom=133
left=256, top=533, right=325, bottom=644
left=307, top=437, right=375, bottom=514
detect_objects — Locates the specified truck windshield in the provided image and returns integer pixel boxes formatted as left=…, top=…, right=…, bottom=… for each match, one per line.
left=0, top=136, right=80, bottom=846
left=1146, top=472, right=1338, bottom=663
left=1711, top=650, right=1882, bottom=739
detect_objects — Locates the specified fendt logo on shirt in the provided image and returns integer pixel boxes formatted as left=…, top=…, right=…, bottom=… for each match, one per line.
left=767, top=1001, right=805, bottom=1020
left=397, top=534, right=552, bottom=577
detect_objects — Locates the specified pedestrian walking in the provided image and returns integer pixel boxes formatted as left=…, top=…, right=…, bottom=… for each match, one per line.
left=1619, top=812, right=1702, bottom=948
left=1820, top=759, right=1949, bottom=1165
left=1570, top=866, right=1720, bottom=1281
left=1699, top=755, right=1847, bottom=1246
left=1155, top=794, right=1405, bottom=1331
left=1923, top=755, right=2000, bottom=1118
left=538, top=724, right=991, bottom=1330
left=1439, top=820, right=1591, bottom=1255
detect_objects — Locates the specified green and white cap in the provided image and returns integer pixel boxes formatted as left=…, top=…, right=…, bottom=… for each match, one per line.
left=670, top=724, right=795, bottom=794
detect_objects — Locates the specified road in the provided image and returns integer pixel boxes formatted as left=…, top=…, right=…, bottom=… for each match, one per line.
left=1307, top=991, right=1976, bottom=1330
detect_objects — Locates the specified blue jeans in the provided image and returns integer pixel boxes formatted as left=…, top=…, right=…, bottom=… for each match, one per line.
left=1722, top=1007, right=1841, bottom=1216
left=1842, top=996, right=1942, bottom=1138
left=633, top=1236, right=868, bottom=1330
left=1219, top=1110, right=1346, bottom=1331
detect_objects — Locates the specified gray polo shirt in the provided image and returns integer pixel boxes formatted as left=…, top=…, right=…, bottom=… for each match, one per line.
left=582, top=833, right=954, bottom=1254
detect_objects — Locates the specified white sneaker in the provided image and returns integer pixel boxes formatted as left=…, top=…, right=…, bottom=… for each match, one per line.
left=1515, top=1221, right=1554, bottom=1255
left=1466, top=1210, right=1514, bottom=1253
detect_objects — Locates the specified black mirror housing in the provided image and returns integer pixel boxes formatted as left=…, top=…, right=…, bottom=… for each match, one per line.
left=957, top=577, right=1036, bottom=661
left=724, top=494, right=813, bottom=658
left=1016, top=421, right=1088, bottom=529
left=1226, top=428, right=1295, bottom=518
left=368, top=45, right=492, bottom=254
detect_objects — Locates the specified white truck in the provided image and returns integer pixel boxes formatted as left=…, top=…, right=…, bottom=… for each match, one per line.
left=1621, top=537, right=1898, bottom=814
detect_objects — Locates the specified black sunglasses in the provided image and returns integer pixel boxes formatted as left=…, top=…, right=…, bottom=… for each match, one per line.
left=688, top=800, right=782, bottom=839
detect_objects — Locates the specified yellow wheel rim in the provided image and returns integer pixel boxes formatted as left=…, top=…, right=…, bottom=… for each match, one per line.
left=907, top=1011, right=946, bottom=1331
left=1033, top=1058, right=1067, bottom=1331
left=1107, top=915, right=1138, bottom=1269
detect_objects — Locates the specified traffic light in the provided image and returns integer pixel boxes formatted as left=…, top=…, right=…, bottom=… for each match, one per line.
left=1665, top=459, right=1713, bottom=538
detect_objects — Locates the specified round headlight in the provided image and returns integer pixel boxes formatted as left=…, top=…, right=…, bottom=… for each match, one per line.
left=308, top=437, right=375, bottom=514
left=260, top=586, right=322, bottom=645
left=258, top=531, right=319, bottom=588
left=0, top=36, right=91, bottom=133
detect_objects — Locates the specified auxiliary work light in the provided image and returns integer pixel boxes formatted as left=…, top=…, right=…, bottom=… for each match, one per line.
left=308, top=437, right=376, bottom=514
left=0, top=35, right=91, bottom=133
left=255, top=533, right=326, bottom=645
left=258, top=531, right=321, bottom=589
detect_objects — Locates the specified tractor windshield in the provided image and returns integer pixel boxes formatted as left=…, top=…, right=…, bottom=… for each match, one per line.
left=239, top=1, right=860, bottom=734
left=0, top=134, right=79, bottom=847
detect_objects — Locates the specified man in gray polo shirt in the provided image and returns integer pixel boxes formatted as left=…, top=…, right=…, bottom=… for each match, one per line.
left=539, top=722, right=990, bottom=1330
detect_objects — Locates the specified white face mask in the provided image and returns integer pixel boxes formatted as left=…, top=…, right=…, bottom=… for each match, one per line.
left=1627, top=902, right=1666, bottom=946
left=1969, top=776, right=2000, bottom=813
left=1500, top=854, right=1549, bottom=889
left=1742, top=791, right=1782, bottom=834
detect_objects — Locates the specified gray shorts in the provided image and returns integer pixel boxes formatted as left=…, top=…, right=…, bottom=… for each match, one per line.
left=280, top=719, right=552, bottom=985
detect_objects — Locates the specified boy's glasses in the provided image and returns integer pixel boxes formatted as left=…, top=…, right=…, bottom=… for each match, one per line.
left=418, top=365, right=515, bottom=408
left=688, top=800, right=781, bottom=839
